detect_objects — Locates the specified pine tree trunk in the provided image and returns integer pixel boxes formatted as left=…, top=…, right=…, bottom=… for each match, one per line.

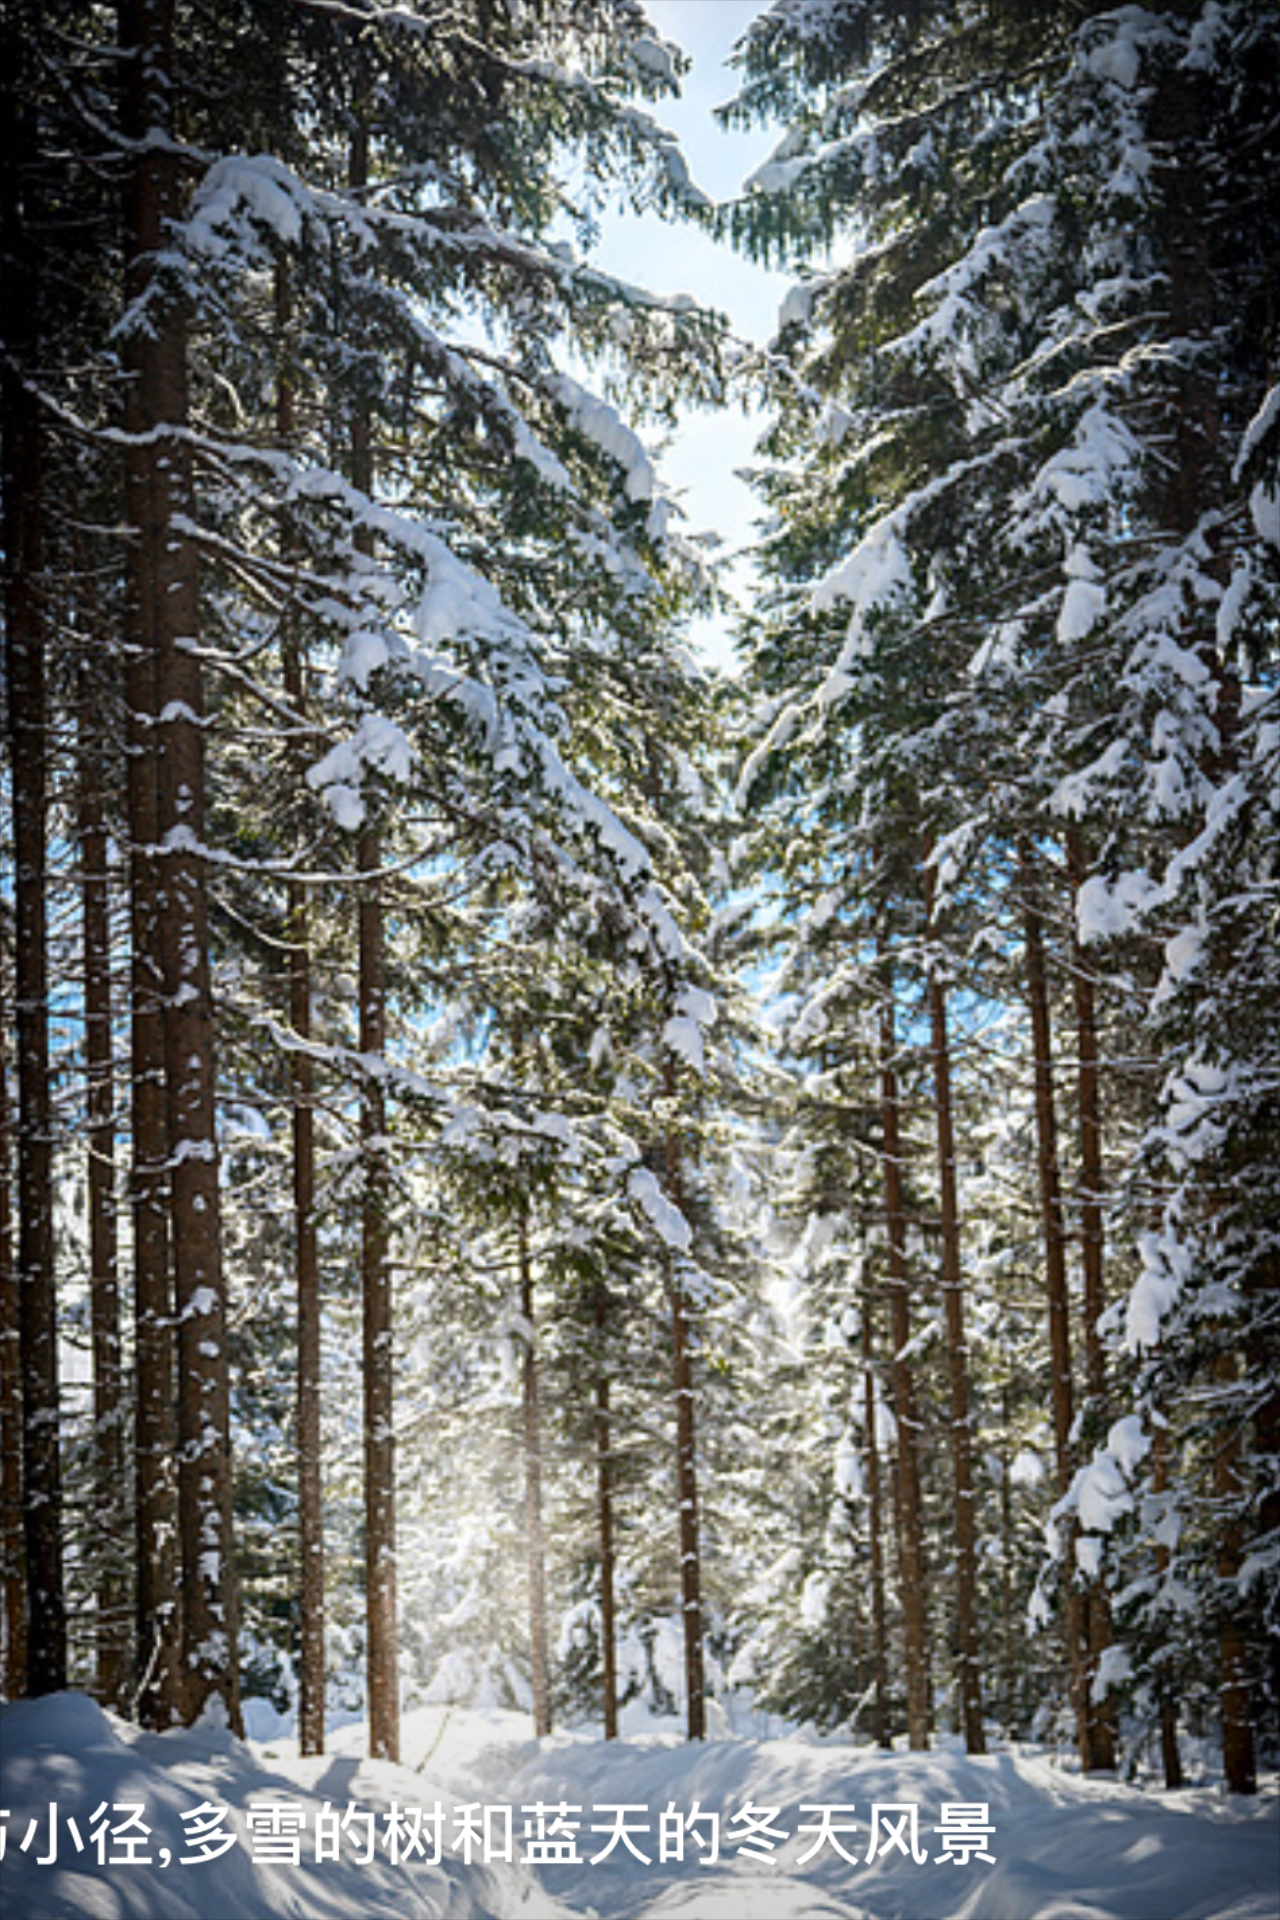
left=277, top=258, right=325, bottom=1759
left=520, top=1216, right=552, bottom=1737
left=291, top=866, right=324, bottom=1755
left=80, top=685, right=128, bottom=1708
left=1155, top=56, right=1260, bottom=1795
left=120, top=0, right=238, bottom=1731
left=595, top=1284, right=618, bottom=1740
left=861, top=1293, right=889, bottom=1748
left=669, top=1277, right=706, bottom=1741
left=0, top=984, right=29, bottom=1696
left=345, top=103, right=399, bottom=1766
left=1150, top=1420, right=1183, bottom=1789
left=122, top=522, right=180, bottom=1726
left=878, top=980, right=929, bottom=1748
left=2, top=147, right=67, bottom=1688
left=664, top=1089, right=705, bottom=1741
left=1065, top=827, right=1116, bottom=1771
left=923, top=860, right=983, bottom=1753
left=119, top=61, right=180, bottom=1709
left=1214, top=1353, right=1256, bottom=1794
left=359, top=823, right=399, bottom=1762
left=1018, top=840, right=1088, bottom=1764
left=999, top=1394, right=1016, bottom=1737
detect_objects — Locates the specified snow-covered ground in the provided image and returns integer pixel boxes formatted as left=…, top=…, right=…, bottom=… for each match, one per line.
left=2, top=1693, right=1275, bottom=1919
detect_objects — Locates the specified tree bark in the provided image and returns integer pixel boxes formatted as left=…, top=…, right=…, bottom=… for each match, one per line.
left=0, top=974, right=29, bottom=1696
left=663, top=1081, right=705, bottom=1742
left=923, top=858, right=983, bottom=1753
left=1018, top=840, right=1089, bottom=1764
left=1065, top=827, right=1116, bottom=1770
left=119, top=62, right=180, bottom=1709
left=520, top=1215, right=552, bottom=1738
left=345, top=102, right=399, bottom=1766
left=359, top=822, right=398, bottom=1762
left=878, top=978, right=929, bottom=1748
left=277, top=257, right=326, bottom=1759
left=999, top=1391, right=1016, bottom=1737
left=120, top=0, right=239, bottom=1731
left=2, top=90, right=67, bottom=1685
left=1149, top=1418, right=1183, bottom=1789
left=861, top=1292, right=889, bottom=1748
left=80, top=680, right=129, bottom=1708
left=1214, top=1354, right=1256, bottom=1794
left=595, top=1284, right=618, bottom=1740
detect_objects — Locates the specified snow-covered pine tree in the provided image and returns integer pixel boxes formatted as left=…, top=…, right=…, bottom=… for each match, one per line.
left=726, top=0, right=1280, bottom=1779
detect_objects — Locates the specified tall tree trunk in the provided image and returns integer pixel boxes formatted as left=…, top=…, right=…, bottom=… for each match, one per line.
left=1065, top=827, right=1116, bottom=1770
left=595, top=1284, right=618, bottom=1740
left=1214, top=1353, right=1256, bottom=1794
left=1149, top=1418, right=1183, bottom=1789
left=0, top=978, right=29, bottom=1696
left=119, top=48, right=179, bottom=1710
left=861, top=1292, right=888, bottom=1748
left=922, top=860, right=983, bottom=1753
left=999, top=1391, right=1016, bottom=1737
left=346, top=101, right=399, bottom=1768
left=1018, top=840, right=1089, bottom=1764
left=122, top=493, right=180, bottom=1725
left=520, top=1215, right=552, bottom=1737
left=291, top=863, right=324, bottom=1755
left=1155, top=57, right=1261, bottom=1794
left=663, top=1082, right=705, bottom=1742
left=120, top=0, right=239, bottom=1731
left=878, top=978, right=929, bottom=1748
left=80, top=681, right=128, bottom=1708
left=359, top=820, right=398, bottom=1761
left=277, top=258, right=326, bottom=1759
left=2, top=89, right=66, bottom=1685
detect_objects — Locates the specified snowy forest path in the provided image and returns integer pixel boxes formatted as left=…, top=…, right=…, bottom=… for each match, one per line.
left=502, top=1727, right=1280, bottom=1920
left=2, top=1695, right=1277, bottom=1920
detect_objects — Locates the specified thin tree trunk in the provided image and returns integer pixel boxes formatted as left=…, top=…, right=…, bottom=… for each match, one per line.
left=520, top=1215, right=551, bottom=1738
left=346, top=102, right=399, bottom=1767
left=0, top=982, right=28, bottom=1696
left=1065, top=827, right=1116, bottom=1770
left=291, top=870, right=324, bottom=1754
left=80, top=683, right=128, bottom=1708
left=1149, top=1418, right=1183, bottom=1789
left=119, top=0, right=238, bottom=1730
left=663, top=1080, right=705, bottom=1742
left=922, top=859, right=984, bottom=1753
left=1000, top=1393, right=1016, bottom=1737
left=595, top=1283, right=618, bottom=1740
left=122, top=519, right=181, bottom=1725
left=2, top=155, right=66, bottom=1688
left=878, top=979, right=929, bottom=1748
left=1214, top=1353, right=1256, bottom=1793
left=861, top=1292, right=888, bottom=1748
left=0, top=4, right=29, bottom=1704
left=277, top=257, right=326, bottom=1758
left=1018, top=840, right=1089, bottom=1764
left=359, top=821, right=398, bottom=1762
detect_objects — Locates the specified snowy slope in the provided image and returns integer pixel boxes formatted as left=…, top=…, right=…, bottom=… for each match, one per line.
left=2, top=1694, right=1276, bottom=1920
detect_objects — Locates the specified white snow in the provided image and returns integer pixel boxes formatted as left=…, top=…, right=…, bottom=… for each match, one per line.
left=5, top=1693, right=1275, bottom=1920
left=662, top=986, right=718, bottom=1074
left=628, top=1167, right=692, bottom=1253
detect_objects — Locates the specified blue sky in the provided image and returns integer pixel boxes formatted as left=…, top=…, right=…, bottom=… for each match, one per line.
left=588, top=1, right=795, bottom=670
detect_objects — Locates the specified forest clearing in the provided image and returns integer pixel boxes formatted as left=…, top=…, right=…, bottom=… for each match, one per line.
left=2, top=2, right=1278, bottom=1916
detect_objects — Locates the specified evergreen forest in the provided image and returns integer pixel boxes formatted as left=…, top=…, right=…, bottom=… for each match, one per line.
left=3, top=0, right=1278, bottom=1822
